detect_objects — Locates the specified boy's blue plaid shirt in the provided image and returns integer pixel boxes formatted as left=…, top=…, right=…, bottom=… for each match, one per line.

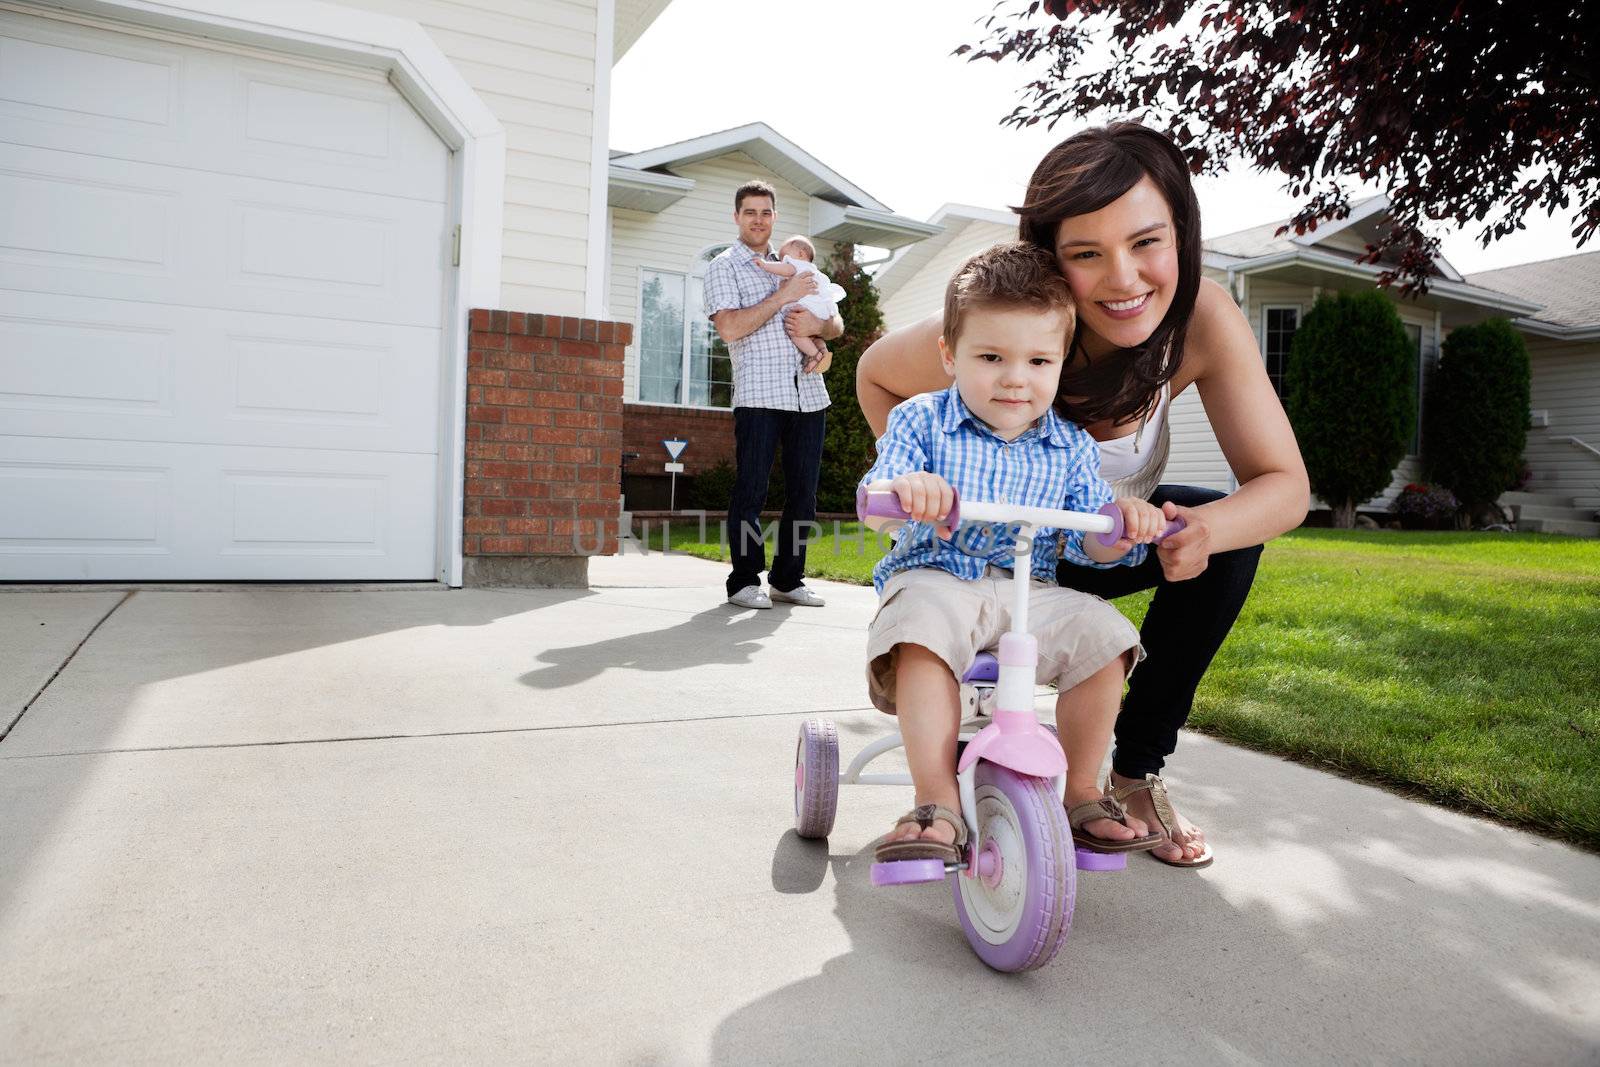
left=861, top=385, right=1146, bottom=594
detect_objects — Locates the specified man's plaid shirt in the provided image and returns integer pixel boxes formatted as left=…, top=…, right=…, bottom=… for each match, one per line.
left=861, top=385, right=1146, bottom=594
left=703, top=243, right=830, bottom=412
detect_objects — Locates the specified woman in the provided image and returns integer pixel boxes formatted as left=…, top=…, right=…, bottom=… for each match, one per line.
left=857, top=122, right=1309, bottom=867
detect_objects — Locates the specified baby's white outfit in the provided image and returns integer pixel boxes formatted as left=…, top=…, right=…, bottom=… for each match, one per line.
left=782, top=256, right=846, bottom=321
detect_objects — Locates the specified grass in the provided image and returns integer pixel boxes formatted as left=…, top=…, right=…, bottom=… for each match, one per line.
left=631, top=519, right=1600, bottom=849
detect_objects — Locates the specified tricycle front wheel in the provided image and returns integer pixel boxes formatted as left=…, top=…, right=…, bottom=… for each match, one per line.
left=794, top=719, right=839, bottom=839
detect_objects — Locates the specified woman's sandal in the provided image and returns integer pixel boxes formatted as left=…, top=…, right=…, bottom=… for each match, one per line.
left=1066, top=795, right=1164, bottom=853
left=1105, top=773, right=1215, bottom=869
left=873, top=803, right=968, bottom=864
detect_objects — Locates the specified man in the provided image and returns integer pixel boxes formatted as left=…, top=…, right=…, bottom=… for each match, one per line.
left=704, top=180, right=843, bottom=610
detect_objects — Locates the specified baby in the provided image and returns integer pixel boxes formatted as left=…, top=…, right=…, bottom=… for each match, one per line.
left=752, top=235, right=845, bottom=373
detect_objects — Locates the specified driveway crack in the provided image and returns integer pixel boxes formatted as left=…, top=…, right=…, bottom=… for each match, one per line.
left=1, top=591, right=133, bottom=744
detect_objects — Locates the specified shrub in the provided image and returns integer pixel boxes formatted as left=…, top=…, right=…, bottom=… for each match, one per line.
left=1422, top=319, right=1532, bottom=516
left=815, top=243, right=886, bottom=513
left=1285, top=290, right=1416, bottom=527
left=1392, top=482, right=1459, bottom=529
left=683, top=460, right=736, bottom=512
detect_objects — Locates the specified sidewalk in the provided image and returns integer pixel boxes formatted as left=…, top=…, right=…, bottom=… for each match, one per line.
left=2, top=551, right=1597, bottom=1064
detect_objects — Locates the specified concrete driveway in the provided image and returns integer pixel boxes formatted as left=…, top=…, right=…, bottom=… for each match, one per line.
left=2, top=551, right=1598, bottom=1064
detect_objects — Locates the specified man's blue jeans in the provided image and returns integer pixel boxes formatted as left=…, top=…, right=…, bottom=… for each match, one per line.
left=725, top=406, right=827, bottom=597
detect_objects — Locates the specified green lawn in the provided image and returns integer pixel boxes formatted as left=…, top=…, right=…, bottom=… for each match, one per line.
left=633, top=520, right=1600, bottom=849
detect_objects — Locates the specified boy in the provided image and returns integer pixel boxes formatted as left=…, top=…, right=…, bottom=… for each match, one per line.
left=862, top=242, right=1169, bottom=863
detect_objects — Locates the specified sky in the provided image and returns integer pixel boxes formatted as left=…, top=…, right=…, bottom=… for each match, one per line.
left=611, top=0, right=1588, bottom=276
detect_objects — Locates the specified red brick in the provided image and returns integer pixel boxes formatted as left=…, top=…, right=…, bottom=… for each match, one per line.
left=480, top=536, right=526, bottom=554
left=463, top=535, right=480, bottom=554
left=528, top=463, right=569, bottom=481
left=581, top=320, right=598, bottom=341
left=526, top=313, right=546, bottom=336
left=469, top=309, right=491, bottom=330
left=536, top=354, right=579, bottom=375
left=561, top=316, right=582, bottom=339
left=578, top=501, right=617, bottom=519
left=482, top=387, right=533, bottom=407
left=615, top=323, right=633, bottom=345
left=468, top=404, right=504, bottom=424
left=481, top=498, right=527, bottom=517
left=552, top=446, right=594, bottom=464
left=488, top=350, right=534, bottom=370
left=467, top=442, right=504, bottom=460
left=508, top=481, right=553, bottom=499
left=597, top=447, right=621, bottom=467
left=505, top=518, right=550, bottom=535
left=464, top=517, right=499, bottom=535
left=579, top=464, right=613, bottom=483
left=531, top=427, right=578, bottom=445
left=554, top=410, right=599, bottom=429
left=507, top=407, right=555, bottom=426
left=468, top=368, right=507, bottom=387
left=509, top=334, right=556, bottom=355
left=580, top=358, right=623, bottom=379
left=508, top=371, right=537, bottom=390
left=531, top=391, right=580, bottom=410
left=599, top=321, right=615, bottom=343
left=502, top=444, right=539, bottom=462
left=470, top=330, right=505, bottom=350
left=485, top=424, right=530, bottom=442
left=559, top=340, right=599, bottom=359
left=480, top=462, right=527, bottom=480
left=466, top=478, right=505, bottom=497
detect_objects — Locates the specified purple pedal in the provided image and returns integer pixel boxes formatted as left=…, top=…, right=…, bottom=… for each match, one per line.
left=871, top=859, right=948, bottom=886
left=1074, top=848, right=1127, bottom=872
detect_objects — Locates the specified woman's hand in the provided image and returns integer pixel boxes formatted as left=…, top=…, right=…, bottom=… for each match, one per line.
left=889, top=472, right=956, bottom=538
left=1155, top=500, right=1211, bottom=581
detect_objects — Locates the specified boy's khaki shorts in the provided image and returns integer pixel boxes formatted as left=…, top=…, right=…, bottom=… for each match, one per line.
left=866, top=566, right=1143, bottom=716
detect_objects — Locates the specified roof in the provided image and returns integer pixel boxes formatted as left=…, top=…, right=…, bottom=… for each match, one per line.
left=610, top=122, right=889, bottom=211
left=614, top=0, right=674, bottom=61
left=1466, top=252, right=1600, bottom=330
left=872, top=204, right=1019, bottom=301
left=1202, top=195, right=1464, bottom=283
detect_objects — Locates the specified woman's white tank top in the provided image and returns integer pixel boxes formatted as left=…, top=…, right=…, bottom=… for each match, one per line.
left=1096, top=381, right=1171, bottom=501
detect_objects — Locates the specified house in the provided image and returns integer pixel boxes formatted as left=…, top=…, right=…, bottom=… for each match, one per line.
left=1, top=0, right=677, bottom=585
left=604, top=123, right=941, bottom=508
left=875, top=196, right=1600, bottom=534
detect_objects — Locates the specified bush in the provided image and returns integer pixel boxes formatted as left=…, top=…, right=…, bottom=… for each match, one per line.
left=1285, top=290, right=1416, bottom=527
left=1392, top=482, right=1460, bottom=529
left=1422, top=319, right=1532, bottom=516
left=683, top=460, right=736, bottom=512
left=815, top=243, right=886, bottom=513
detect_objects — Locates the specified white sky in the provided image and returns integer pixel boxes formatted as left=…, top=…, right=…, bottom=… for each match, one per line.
left=612, top=0, right=1588, bottom=275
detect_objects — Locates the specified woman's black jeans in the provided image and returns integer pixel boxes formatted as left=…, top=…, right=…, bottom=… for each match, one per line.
left=1056, top=484, right=1262, bottom=779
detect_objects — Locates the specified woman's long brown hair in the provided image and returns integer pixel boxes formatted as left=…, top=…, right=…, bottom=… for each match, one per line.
left=1015, top=122, right=1203, bottom=427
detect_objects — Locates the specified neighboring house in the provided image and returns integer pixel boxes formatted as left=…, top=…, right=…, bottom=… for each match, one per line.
left=2, top=0, right=675, bottom=584
left=874, top=196, right=1600, bottom=534
left=604, top=123, right=941, bottom=508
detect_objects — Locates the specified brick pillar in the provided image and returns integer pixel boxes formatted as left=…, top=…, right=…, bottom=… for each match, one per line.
left=462, top=309, right=631, bottom=588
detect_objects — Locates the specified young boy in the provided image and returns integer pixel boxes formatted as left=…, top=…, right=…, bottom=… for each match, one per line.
left=751, top=235, right=843, bottom=374
left=861, top=242, right=1169, bottom=863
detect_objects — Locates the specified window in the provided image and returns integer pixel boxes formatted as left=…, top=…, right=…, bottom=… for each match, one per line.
left=1262, top=306, right=1300, bottom=403
left=1404, top=322, right=1423, bottom=453
left=636, top=246, right=733, bottom=408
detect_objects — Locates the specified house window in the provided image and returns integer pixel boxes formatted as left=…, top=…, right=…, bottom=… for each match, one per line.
left=1262, top=306, right=1300, bottom=402
left=636, top=246, right=733, bottom=408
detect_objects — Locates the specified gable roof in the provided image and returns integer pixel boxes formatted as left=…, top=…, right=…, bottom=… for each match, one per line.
left=1467, top=251, right=1600, bottom=338
left=614, top=0, right=675, bottom=62
left=1203, top=195, right=1465, bottom=282
left=873, top=204, right=1018, bottom=302
left=611, top=122, right=889, bottom=211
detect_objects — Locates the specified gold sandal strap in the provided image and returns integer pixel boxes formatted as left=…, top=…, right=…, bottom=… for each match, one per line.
left=1067, top=795, right=1127, bottom=829
left=1144, top=775, right=1179, bottom=839
left=894, top=803, right=968, bottom=846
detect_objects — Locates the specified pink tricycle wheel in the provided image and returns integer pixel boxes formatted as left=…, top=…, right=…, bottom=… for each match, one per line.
left=793, top=719, right=839, bottom=839
left=952, top=762, right=1074, bottom=972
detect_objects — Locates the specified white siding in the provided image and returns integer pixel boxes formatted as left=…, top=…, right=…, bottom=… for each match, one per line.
left=344, top=0, right=599, bottom=315
left=879, top=220, right=1016, bottom=333
left=1525, top=339, right=1600, bottom=513
left=609, top=153, right=835, bottom=404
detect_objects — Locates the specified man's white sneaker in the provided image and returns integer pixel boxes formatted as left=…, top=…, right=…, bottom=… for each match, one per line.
left=770, top=584, right=825, bottom=607
left=727, top=586, right=772, bottom=610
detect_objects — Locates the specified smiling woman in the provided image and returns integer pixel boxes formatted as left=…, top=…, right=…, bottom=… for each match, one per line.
left=857, top=121, right=1311, bottom=868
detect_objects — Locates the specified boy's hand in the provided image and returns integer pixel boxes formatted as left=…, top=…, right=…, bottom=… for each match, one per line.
left=890, top=472, right=956, bottom=538
left=1106, top=496, right=1166, bottom=555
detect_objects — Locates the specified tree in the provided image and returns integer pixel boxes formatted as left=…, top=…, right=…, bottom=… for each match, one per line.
left=816, top=243, right=887, bottom=513
left=957, top=2, right=1597, bottom=293
left=1423, top=319, right=1532, bottom=523
left=1284, top=291, right=1415, bottom=527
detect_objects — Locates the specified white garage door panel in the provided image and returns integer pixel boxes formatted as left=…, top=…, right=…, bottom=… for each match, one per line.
left=0, top=12, right=449, bottom=204
left=0, top=436, right=437, bottom=580
left=0, top=143, right=449, bottom=328
left=0, top=293, right=442, bottom=453
left=0, top=10, right=453, bottom=581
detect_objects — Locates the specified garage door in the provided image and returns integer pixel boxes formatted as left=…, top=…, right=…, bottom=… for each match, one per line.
left=0, top=11, right=451, bottom=580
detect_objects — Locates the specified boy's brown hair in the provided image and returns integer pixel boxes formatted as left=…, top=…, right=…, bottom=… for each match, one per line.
left=942, top=241, right=1075, bottom=349
left=734, top=180, right=777, bottom=211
